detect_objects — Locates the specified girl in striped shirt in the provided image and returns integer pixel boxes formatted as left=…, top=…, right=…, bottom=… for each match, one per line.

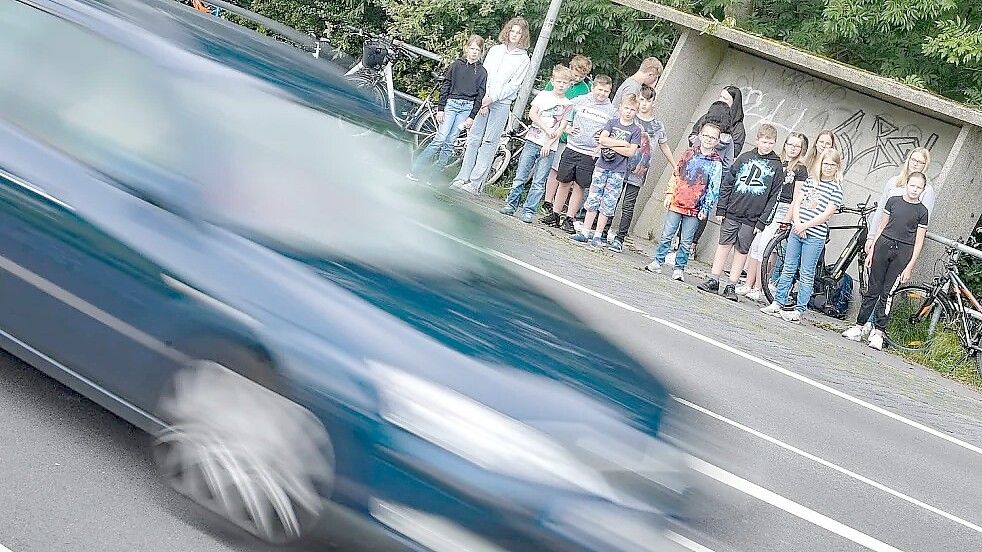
left=761, top=148, right=845, bottom=322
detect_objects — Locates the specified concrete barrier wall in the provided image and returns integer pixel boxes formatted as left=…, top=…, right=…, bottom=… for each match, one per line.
left=635, top=42, right=962, bottom=271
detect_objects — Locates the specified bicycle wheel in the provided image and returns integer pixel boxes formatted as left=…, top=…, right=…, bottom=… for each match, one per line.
left=482, top=147, right=514, bottom=198
left=883, top=285, right=952, bottom=352
left=760, top=228, right=791, bottom=305
left=409, top=107, right=438, bottom=149
left=410, top=110, right=465, bottom=172
left=344, top=71, right=386, bottom=109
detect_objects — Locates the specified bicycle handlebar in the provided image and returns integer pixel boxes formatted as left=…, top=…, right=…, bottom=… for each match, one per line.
left=838, top=203, right=877, bottom=216
left=339, top=25, right=442, bottom=62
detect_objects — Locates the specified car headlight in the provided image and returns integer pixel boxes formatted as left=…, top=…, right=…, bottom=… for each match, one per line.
left=372, top=362, right=618, bottom=500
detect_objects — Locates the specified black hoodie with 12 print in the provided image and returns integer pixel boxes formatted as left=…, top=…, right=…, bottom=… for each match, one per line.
left=715, top=149, right=785, bottom=231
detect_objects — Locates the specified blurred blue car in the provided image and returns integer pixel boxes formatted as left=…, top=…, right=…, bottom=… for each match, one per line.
left=0, top=1, right=691, bottom=550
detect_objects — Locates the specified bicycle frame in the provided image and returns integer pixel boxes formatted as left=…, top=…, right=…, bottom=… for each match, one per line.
left=826, top=220, right=868, bottom=280
left=938, top=270, right=982, bottom=352
left=344, top=60, right=400, bottom=125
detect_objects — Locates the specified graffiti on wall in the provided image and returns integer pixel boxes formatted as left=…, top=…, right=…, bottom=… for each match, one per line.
left=711, top=59, right=954, bottom=181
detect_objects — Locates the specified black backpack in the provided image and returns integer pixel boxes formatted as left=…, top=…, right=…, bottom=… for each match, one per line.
left=808, top=273, right=854, bottom=319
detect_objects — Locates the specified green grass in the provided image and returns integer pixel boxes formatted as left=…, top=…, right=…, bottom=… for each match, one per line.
left=894, top=330, right=982, bottom=389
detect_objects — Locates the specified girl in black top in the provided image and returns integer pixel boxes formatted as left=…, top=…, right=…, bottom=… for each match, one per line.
left=842, top=172, right=929, bottom=350
left=742, top=132, right=809, bottom=300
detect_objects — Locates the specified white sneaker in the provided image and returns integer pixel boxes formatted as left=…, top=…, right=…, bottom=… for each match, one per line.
left=672, top=269, right=684, bottom=282
left=868, top=329, right=884, bottom=350
left=460, top=182, right=480, bottom=195
left=644, top=261, right=662, bottom=274
left=735, top=284, right=752, bottom=295
left=841, top=324, right=865, bottom=341
left=449, top=179, right=465, bottom=189
left=781, top=309, right=802, bottom=323
left=746, top=289, right=764, bottom=303
left=760, top=302, right=783, bottom=316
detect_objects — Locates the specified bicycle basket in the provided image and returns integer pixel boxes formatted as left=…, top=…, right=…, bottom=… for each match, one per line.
left=362, top=39, right=390, bottom=69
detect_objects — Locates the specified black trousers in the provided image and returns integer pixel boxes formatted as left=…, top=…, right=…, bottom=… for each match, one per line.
left=858, top=236, right=913, bottom=331
left=599, top=183, right=640, bottom=241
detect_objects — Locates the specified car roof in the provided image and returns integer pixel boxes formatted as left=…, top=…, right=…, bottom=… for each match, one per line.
left=31, top=0, right=396, bottom=132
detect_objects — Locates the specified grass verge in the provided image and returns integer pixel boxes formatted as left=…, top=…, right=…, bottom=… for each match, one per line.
left=894, top=330, right=982, bottom=389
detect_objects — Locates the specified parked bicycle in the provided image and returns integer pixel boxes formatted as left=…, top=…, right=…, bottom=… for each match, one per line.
left=760, top=198, right=877, bottom=315
left=884, top=234, right=982, bottom=375
left=333, top=27, right=526, bottom=187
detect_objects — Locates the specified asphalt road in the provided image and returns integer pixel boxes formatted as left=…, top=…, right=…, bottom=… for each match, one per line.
left=1, top=198, right=981, bottom=552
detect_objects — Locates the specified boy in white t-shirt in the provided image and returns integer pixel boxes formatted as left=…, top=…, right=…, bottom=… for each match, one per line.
left=501, top=65, right=573, bottom=223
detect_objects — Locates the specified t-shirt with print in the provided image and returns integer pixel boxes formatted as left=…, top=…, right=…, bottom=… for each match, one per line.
left=798, top=178, right=844, bottom=239
left=524, top=91, right=572, bottom=151
left=778, top=163, right=808, bottom=204
left=626, top=115, right=668, bottom=185
left=565, top=95, right=617, bottom=157
left=881, top=195, right=929, bottom=245
left=544, top=80, right=590, bottom=142
left=596, top=118, right=642, bottom=174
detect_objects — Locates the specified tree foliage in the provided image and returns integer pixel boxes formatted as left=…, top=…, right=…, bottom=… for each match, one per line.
left=677, top=0, right=982, bottom=107
left=234, top=1, right=982, bottom=108
left=239, top=0, right=677, bottom=98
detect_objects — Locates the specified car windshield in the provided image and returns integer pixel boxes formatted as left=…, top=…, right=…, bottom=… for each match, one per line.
left=0, top=0, right=482, bottom=276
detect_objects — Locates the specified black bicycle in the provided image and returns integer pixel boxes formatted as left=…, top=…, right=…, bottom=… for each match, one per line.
left=761, top=199, right=877, bottom=313
left=884, top=234, right=982, bottom=376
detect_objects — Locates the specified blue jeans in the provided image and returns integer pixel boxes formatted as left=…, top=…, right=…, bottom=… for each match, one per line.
left=775, top=233, right=825, bottom=313
left=653, top=211, right=700, bottom=270
left=411, top=98, right=473, bottom=176
left=504, top=142, right=555, bottom=213
left=455, top=99, right=511, bottom=189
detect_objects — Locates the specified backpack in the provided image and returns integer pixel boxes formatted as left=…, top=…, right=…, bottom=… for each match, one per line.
left=808, top=273, right=853, bottom=319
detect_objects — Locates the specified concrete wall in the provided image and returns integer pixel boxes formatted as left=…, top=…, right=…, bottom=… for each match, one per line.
left=632, top=40, right=965, bottom=271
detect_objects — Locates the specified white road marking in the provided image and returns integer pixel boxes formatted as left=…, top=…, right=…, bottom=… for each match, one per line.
left=675, top=397, right=982, bottom=534
left=465, top=240, right=982, bottom=458
left=689, top=456, right=905, bottom=552
left=0, top=543, right=14, bottom=552
left=666, top=531, right=717, bottom=552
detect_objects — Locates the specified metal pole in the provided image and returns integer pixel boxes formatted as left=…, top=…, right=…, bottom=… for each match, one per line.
left=512, top=0, right=565, bottom=120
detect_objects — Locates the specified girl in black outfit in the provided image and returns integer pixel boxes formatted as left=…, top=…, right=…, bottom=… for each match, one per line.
left=841, top=172, right=929, bottom=350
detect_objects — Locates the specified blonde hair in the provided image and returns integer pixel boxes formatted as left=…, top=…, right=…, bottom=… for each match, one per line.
left=463, top=34, right=484, bottom=51
left=756, top=124, right=777, bottom=141
left=815, top=148, right=844, bottom=183
left=806, top=129, right=837, bottom=178
left=639, top=57, right=663, bottom=77
left=593, top=74, right=613, bottom=87
left=498, top=17, right=530, bottom=49
left=552, top=64, right=573, bottom=82
left=620, top=93, right=640, bottom=108
left=895, top=147, right=931, bottom=188
left=570, top=54, right=592, bottom=72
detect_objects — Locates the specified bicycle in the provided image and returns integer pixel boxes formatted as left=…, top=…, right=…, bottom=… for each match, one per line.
left=333, top=27, right=527, bottom=187
left=760, top=198, right=877, bottom=313
left=883, top=234, right=982, bottom=375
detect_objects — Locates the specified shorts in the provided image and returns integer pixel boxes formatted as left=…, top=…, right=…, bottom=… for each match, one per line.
left=749, top=202, right=791, bottom=261
left=719, top=217, right=756, bottom=255
left=551, top=141, right=566, bottom=171
left=557, top=148, right=598, bottom=189
left=583, top=168, right=625, bottom=217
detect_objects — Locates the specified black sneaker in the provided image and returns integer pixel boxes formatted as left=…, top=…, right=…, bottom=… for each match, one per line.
left=722, top=284, right=739, bottom=302
left=542, top=201, right=553, bottom=214
left=540, top=212, right=561, bottom=227
left=560, top=216, right=576, bottom=234
left=696, top=278, right=720, bottom=293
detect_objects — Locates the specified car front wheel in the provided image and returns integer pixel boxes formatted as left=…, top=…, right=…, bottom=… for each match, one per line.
left=152, top=360, right=334, bottom=543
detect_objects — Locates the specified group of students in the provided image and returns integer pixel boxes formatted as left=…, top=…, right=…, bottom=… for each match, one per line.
left=409, top=18, right=936, bottom=351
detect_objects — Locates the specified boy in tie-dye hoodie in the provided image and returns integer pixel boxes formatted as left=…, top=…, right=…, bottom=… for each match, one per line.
left=644, top=121, right=724, bottom=281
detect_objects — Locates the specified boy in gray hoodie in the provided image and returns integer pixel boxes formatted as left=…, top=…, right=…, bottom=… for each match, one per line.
left=545, top=75, right=617, bottom=234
